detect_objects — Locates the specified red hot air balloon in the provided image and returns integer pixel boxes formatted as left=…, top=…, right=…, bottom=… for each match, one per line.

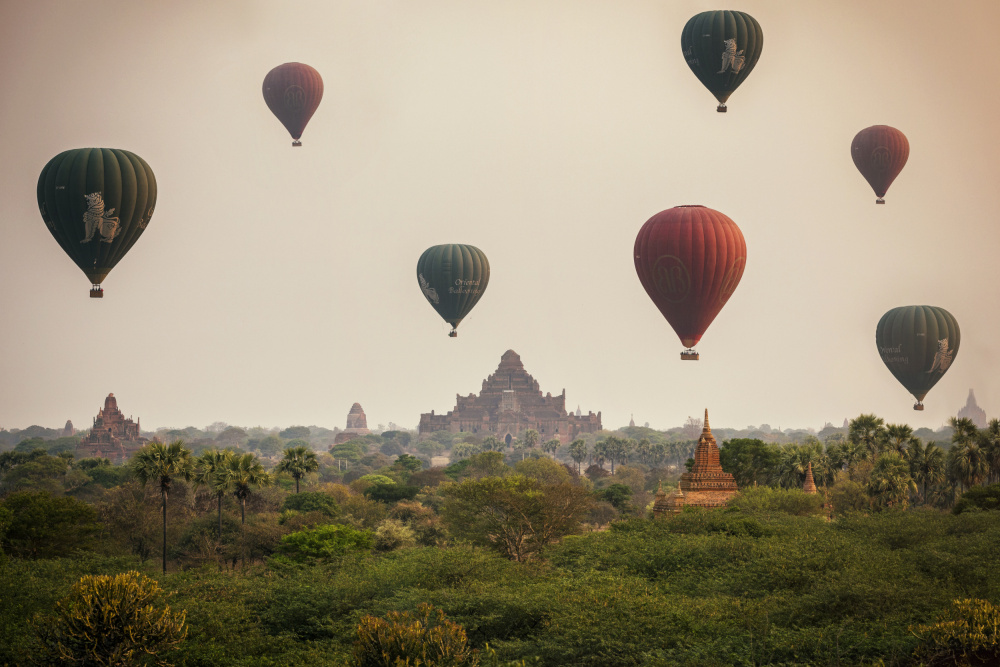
left=634, top=206, right=747, bottom=360
left=262, top=63, right=323, bottom=146
left=851, top=125, right=908, bottom=204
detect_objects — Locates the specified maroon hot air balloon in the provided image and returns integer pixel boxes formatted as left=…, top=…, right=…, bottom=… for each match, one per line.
left=634, top=205, right=747, bottom=360
left=262, top=63, right=323, bottom=146
left=851, top=125, right=908, bottom=204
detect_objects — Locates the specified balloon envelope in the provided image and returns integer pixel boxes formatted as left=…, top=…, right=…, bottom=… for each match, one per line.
left=37, top=148, right=157, bottom=295
left=681, top=10, right=763, bottom=111
left=262, top=63, right=323, bottom=145
left=634, top=206, right=747, bottom=355
left=876, top=305, right=960, bottom=408
left=416, top=244, right=490, bottom=336
left=851, top=125, right=908, bottom=203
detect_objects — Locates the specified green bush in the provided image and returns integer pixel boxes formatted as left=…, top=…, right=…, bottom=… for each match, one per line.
left=912, top=598, right=1000, bottom=664
left=373, top=519, right=417, bottom=552
left=0, top=491, right=99, bottom=558
left=32, top=570, right=187, bottom=666
left=727, top=486, right=825, bottom=516
left=365, top=483, right=420, bottom=504
left=353, top=603, right=478, bottom=666
left=953, top=483, right=1000, bottom=514
left=275, top=524, right=373, bottom=563
left=281, top=491, right=340, bottom=517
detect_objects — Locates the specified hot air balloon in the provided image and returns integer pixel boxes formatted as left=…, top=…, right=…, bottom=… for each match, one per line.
left=37, top=148, right=157, bottom=298
left=634, top=206, right=747, bottom=359
left=681, top=10, right=763, bottom=112
left=416, top=244, right=490, bottom=337
left=876, top=306, right=960, bottom=411
left=262, top=63, right=323, bottom=146
left=852, top=125, right=908, bottom=204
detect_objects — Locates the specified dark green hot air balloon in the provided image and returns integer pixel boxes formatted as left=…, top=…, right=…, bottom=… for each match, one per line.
left=416, top=244, right=490, bottom=337
left=681, top=10, right=763, bottom=112
left=37, top=148, right=157, bottom=298
left=876, top=306, right=960, bottom=411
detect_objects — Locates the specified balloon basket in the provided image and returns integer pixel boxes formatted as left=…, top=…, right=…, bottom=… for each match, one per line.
left=680, top=349, right=699, bottom=360
left=913, top=402, right=924, bottom=411
left=876, top=198, right=885, bottom=205
left=292, top=140, right=302, bottom=147
left=448, top=330, right=458, bottom=338
left=90, top=286, right=104, bottom=298
left=716, top=104, right=727, bottom=113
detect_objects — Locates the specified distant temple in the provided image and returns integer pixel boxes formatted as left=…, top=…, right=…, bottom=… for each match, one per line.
left=803, top=461, right=817, bottom=494
left=333, top=403, right=372, bottom=445
left=957, top=389, right=987, bottom=429
left=76, top=394, right=147, bottom=463
left=654, top=410, right=738, bottom=516
left=62, top=420, right=75, bottom=437
left=418, top=350, right=601, bottom=443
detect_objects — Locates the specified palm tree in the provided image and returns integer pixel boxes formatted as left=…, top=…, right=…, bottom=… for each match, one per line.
left=220, top=453, right=272, bottom=524
left=522, top=429, right=540, bottom=453
left=950, top=417, right=979, bottom=448
left=543, top=439, right=560, bottom=458
left=908, top=440, right=945, bottom=503
left=194, top=449, right=233, bottom=540
left=635, top=438, right=652, bottom=465
left=982, top=419, right=1000, bottom=485
left=512, top=438, right=526, bottom=461
left=849, top=414, right=886, bottom=459
left=949, top=417, right=989, bottom=491
left=885, top=424, right=916, bottom=456
left=868, top=452, right=917, bottom=509
left=132, top=440, right=193, bottom=574
left=275, top=444, right=319, bottom=493
left=568, top=439, right=587, bottom=473
left=481, top=436, right=503, bottom=453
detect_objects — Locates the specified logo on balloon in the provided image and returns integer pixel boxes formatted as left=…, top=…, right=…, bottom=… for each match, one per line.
left=871, top=146, right=891, bottom=170
left=653, top=255, right=691, bottom=303
left=284, top=85, right=306, bottom=109
left=718, top=257, right=745, bottom=304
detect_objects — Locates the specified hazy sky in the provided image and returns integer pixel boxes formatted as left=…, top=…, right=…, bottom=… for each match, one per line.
left=2, top=1, right=999, bottom=434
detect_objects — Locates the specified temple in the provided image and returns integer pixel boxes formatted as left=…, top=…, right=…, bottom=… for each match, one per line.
left=957, top=389, right=987, bottom=429
left=333, top=402, right=372, bottom=444
left=803, top=461, right=817, bottom=494
left=654, top=410, right=738, bottom=516
left=418, top=350, right=601, bottom=443
left=76, top=393, right=147, bottom=463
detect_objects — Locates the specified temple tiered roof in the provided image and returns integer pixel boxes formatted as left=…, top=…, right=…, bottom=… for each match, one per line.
left=655, top=410, right=739, bottom=516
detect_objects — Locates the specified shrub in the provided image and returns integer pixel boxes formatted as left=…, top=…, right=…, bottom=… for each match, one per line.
left=728, top=486, right=825, bottom=516
left=911, top=598, right=1000, bottom=664
left=32, top=571, right=187, bottom=666
left=353, top=603, right=478, bottom=666
left=953, top=484, right=1000, bottom=515
left=0, top=491, right=99, bottom=558
left=373, top=519, right=417, bottom=552
left=365, top=483, right=420, bottom=504
left=281, top=491, right=340, bottom=517
left=275, top=524, right=373, bottom=563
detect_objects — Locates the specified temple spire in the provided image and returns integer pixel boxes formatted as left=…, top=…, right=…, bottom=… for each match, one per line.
left=803, top=461, right=817, bottom=494
left=702, top=409, right=711, bottom=436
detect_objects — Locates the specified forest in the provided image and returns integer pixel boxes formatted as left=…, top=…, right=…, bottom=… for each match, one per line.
left=1, top=414, right=999, bottom=666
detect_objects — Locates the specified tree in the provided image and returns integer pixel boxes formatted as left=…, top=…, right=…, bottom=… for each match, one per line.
left=220, top=453, right=272, bottom=524
left=32, top=571, right=187, bottom=666
left=353, top=604, right=476, bottom=667
left=568, top=439, right=588, bottom=474
left=275, top=524, right=373, bottom=563
left=279, top=425, right=311, bottom=440
left=601, top=435, right=632, bottom=474
left=981, top=419, right=1000, bottom=485
left=0, top=492, right=98, bottom=558
left=512, top=438, right=526, bottom=461
left=909, top=440, right=946, bottom=503
left=193, top=449, right=233, bottom=540
left=849, top=414, right=886, bottom=459
left=480, top=436, right=504, bottom=453
left=543, top=439, right=561, bottom=458
left=719, top=438, right=780, bottom=487
left=131, top=440, right=193, bottom=574
left=884, top=423, right=916, bottom=456
left=597, top=483, right=633, bottom=512
left=275, top=443, right=319, bottom=493
left=253, top=434, right=284, bottom=457
left=392, top=453, right=424, bottom=474
left=522, top=429, right=540, bottom=453
left=440, top=474, right=593, bottom=561
left=949, top=418, right=990, bottom=491
left=868, top=452, right=916, bottom=509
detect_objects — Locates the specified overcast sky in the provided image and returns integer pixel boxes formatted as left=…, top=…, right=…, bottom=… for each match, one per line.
left=2, top=1, right=999, bottom=434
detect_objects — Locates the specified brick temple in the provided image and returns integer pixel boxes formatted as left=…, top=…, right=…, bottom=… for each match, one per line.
left=333, top=402, right=372, bottom=445
left=654, top=410, right=738, bottom=516
left=418, top=350, right=601, bottom=443
left=76, top=393, right=148, bottom=463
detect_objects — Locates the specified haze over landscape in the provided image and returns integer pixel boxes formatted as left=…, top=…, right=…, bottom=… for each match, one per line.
left=3, top=0, right=1000, bottom=432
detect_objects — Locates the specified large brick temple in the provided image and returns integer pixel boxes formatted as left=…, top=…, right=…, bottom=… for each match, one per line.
left=333, top=402, right=372, bottom=445
left=418, top=350, right=601, bottom=443
left=654, top=410, right=738, bottom=516
left=76, top=393, right=148, bottom=463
